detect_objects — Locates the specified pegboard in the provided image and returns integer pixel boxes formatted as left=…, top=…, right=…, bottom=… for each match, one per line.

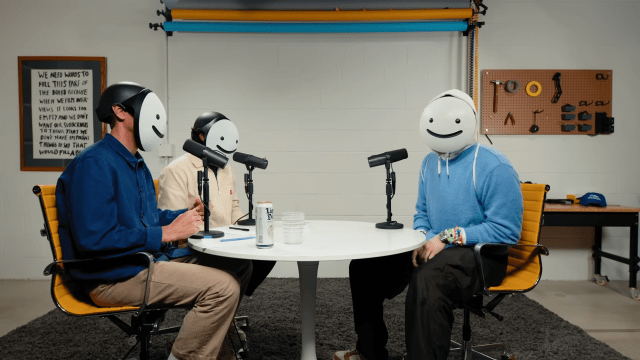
left=481, top=69, right=612, bottom=135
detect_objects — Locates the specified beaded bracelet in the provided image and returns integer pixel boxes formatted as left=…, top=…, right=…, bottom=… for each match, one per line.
left=439, top=226, right=466, bottom=246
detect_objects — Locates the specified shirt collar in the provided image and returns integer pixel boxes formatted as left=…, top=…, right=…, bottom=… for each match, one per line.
left=103, top=133, right=144, bottom=167
left=186, top=153, right=204, bottom=169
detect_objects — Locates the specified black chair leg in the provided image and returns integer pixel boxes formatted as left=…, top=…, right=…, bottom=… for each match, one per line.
left=230, top=317, right=248, bottom=355
left=139, top=331, right=151, bottom=360
left=449, top=309, right=509, bottom=360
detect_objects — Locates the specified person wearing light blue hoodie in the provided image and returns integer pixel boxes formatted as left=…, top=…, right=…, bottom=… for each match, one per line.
left=405, top=89, right=523, bottom=360
left=334, top=90, right=523, bottom=360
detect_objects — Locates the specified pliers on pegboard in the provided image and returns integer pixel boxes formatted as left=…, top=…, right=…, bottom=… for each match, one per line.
left=504, top=112, right=516, bottom=125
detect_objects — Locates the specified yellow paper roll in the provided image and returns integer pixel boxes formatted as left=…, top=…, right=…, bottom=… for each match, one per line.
left=171, top=8, right=473, bottom=21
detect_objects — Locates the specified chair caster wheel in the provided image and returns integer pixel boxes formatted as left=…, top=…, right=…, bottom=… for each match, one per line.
left=594, top=274, right=609, bottom=286
left=500, top=354, right=515, bottom=360
left=126, top=335, right=138, bottom=347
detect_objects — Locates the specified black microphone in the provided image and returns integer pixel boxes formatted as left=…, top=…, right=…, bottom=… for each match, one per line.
left=233, top=152, right=268, bottom=170
left=197, top=171, right=203, bottom=196
left=183, top=139, right=228, bottom=169
left=367, top=148, right=408, bottom=168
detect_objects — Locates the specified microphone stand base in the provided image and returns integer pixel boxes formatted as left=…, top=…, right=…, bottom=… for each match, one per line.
left=191, top=230, right=225, bottom=239
left=237, top=219, right=256, bottom=226
left=376, top=221, right=403, bottom=230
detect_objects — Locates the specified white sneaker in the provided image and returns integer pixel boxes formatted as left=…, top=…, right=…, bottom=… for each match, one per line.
left=333, top=349, right=365, bottom=360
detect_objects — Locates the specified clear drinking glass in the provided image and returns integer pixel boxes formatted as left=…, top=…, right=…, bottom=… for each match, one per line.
left=282, top=211, right=304, bottom=244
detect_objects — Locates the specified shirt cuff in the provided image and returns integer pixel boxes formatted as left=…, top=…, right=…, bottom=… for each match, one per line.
left=146, top=226, right=164, bottom=252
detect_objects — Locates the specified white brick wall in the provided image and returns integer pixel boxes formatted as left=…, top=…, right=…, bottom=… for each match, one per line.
left=0, top=0, right=638, bottom=280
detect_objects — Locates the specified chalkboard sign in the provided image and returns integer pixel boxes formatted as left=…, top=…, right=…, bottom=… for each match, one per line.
left=19, top=56, right=106, bottom=171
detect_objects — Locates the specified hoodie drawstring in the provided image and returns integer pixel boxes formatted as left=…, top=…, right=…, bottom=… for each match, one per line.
left=436, top=155, right=451, bottom=177
left=446, top=156, right=450, bottom=177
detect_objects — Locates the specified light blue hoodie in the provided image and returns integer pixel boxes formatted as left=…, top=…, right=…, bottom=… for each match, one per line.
left=413, top=143, right=523, bottom=246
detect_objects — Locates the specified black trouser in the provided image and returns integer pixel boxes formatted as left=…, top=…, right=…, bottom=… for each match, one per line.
left=245, top=260, right=277, bottom=297
left=405, top=247, right=505, bottom=360
left=349, top=251, right=414, bottom=360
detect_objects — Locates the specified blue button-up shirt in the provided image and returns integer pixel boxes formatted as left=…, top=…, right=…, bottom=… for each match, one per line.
left=56, top=134, right=189, bottom=281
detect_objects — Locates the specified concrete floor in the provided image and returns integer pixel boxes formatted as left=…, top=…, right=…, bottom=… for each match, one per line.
left=526, top=280, right=640, bottom=360
left=0, top=279, right=638, bottom=359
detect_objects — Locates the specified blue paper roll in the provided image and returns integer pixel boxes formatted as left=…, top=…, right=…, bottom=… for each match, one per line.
left=163, top=20, right=468, bottom=33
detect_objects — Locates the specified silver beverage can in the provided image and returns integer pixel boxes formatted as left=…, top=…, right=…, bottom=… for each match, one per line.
left=256, top=201, right=274, bottom=248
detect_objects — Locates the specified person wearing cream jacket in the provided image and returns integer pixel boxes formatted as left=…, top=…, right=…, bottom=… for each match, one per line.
left=158, top=111, right=276, bottom=298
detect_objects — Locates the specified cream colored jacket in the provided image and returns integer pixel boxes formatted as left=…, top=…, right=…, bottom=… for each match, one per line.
left=158, top=153, right=245, bottom=235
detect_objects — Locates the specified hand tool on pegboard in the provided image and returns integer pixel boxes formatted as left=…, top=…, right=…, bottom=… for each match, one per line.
left=504, top=112, right=515, bottom=125
left=491, top=80, right=502, bottom=112
left=530, top=110, right=543, bottom=133
left=552, top=72, right=562, bottom=103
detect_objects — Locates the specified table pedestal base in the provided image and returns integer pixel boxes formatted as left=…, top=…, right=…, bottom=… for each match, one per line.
left=298, top=261, right=319, bottom=360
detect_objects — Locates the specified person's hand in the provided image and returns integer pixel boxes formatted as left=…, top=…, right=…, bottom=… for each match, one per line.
left=412, top=236, right=446, bottom=267
left=162, top=209, right=202, bottom=243
left=190, top=198, right=205, bottom=221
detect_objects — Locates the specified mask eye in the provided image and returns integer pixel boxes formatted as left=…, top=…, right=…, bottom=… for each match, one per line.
left=429, top=118, right=433, bottom=123
left=236, top=140, right=238, bottom=144
left=455, top=118, right=461, bottom=124
left=156, top=114, right=160, bottom=120
left=220, top=136, right=224, bottom=141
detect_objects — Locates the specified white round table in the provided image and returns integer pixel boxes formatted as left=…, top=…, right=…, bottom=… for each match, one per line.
left=189, top=220, right=425, bottom=360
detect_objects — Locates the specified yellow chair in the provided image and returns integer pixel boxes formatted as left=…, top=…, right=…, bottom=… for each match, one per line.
left=448, top=183, right=550, bottom=360
left=33, top=182, right=181, bottom=360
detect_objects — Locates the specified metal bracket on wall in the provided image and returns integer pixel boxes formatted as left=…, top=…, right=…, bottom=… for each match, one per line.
left=151, top=4, right=173, bottom=36
left=157, top=9, right=172, bottom=21
left=463, top=20, right=484, bottom=36
left=474, top=0, right=488, bottom=15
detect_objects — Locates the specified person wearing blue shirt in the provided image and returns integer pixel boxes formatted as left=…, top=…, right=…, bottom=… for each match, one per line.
left=334, top=90, right=523, bottom=360
left=56, top=82, right=249, bottom=360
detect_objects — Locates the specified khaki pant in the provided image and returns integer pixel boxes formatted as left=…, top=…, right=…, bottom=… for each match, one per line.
left=89, top=254, right=252, bottom=360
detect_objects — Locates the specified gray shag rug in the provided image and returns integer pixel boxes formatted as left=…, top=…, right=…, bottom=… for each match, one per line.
left=0, top=278, right=631, bottom=360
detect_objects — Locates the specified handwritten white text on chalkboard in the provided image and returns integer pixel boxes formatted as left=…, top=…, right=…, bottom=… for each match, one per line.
left=31, top=69, right=94, bottom=159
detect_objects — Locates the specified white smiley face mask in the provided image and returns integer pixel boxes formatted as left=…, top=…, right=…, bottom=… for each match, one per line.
left=205, top=119, right=239, bottom=156
left=95, top=82, right=167, bottom=152
left=420, top=89, right=477, bottom=155
left=125, top=90, right=167, bottom=152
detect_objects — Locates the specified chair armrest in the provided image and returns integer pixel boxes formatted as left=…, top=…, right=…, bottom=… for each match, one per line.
left=43, top=252, right=155, bottom=316
left=521, top=243, right=549, bottom=256
left=43, top=257, right=107, bottom=275
left=135, top=252, right=154, bottom=316
left=471, top=243, right=510, bottom=296
left=472, top=243, right=549, bottom=296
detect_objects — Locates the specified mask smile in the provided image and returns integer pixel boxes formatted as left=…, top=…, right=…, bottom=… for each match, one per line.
left=216, top=145, right=236, bottom=154
left=152, top=125, right=164, bottom=139
left=427, top=129, right=462, bottom=139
